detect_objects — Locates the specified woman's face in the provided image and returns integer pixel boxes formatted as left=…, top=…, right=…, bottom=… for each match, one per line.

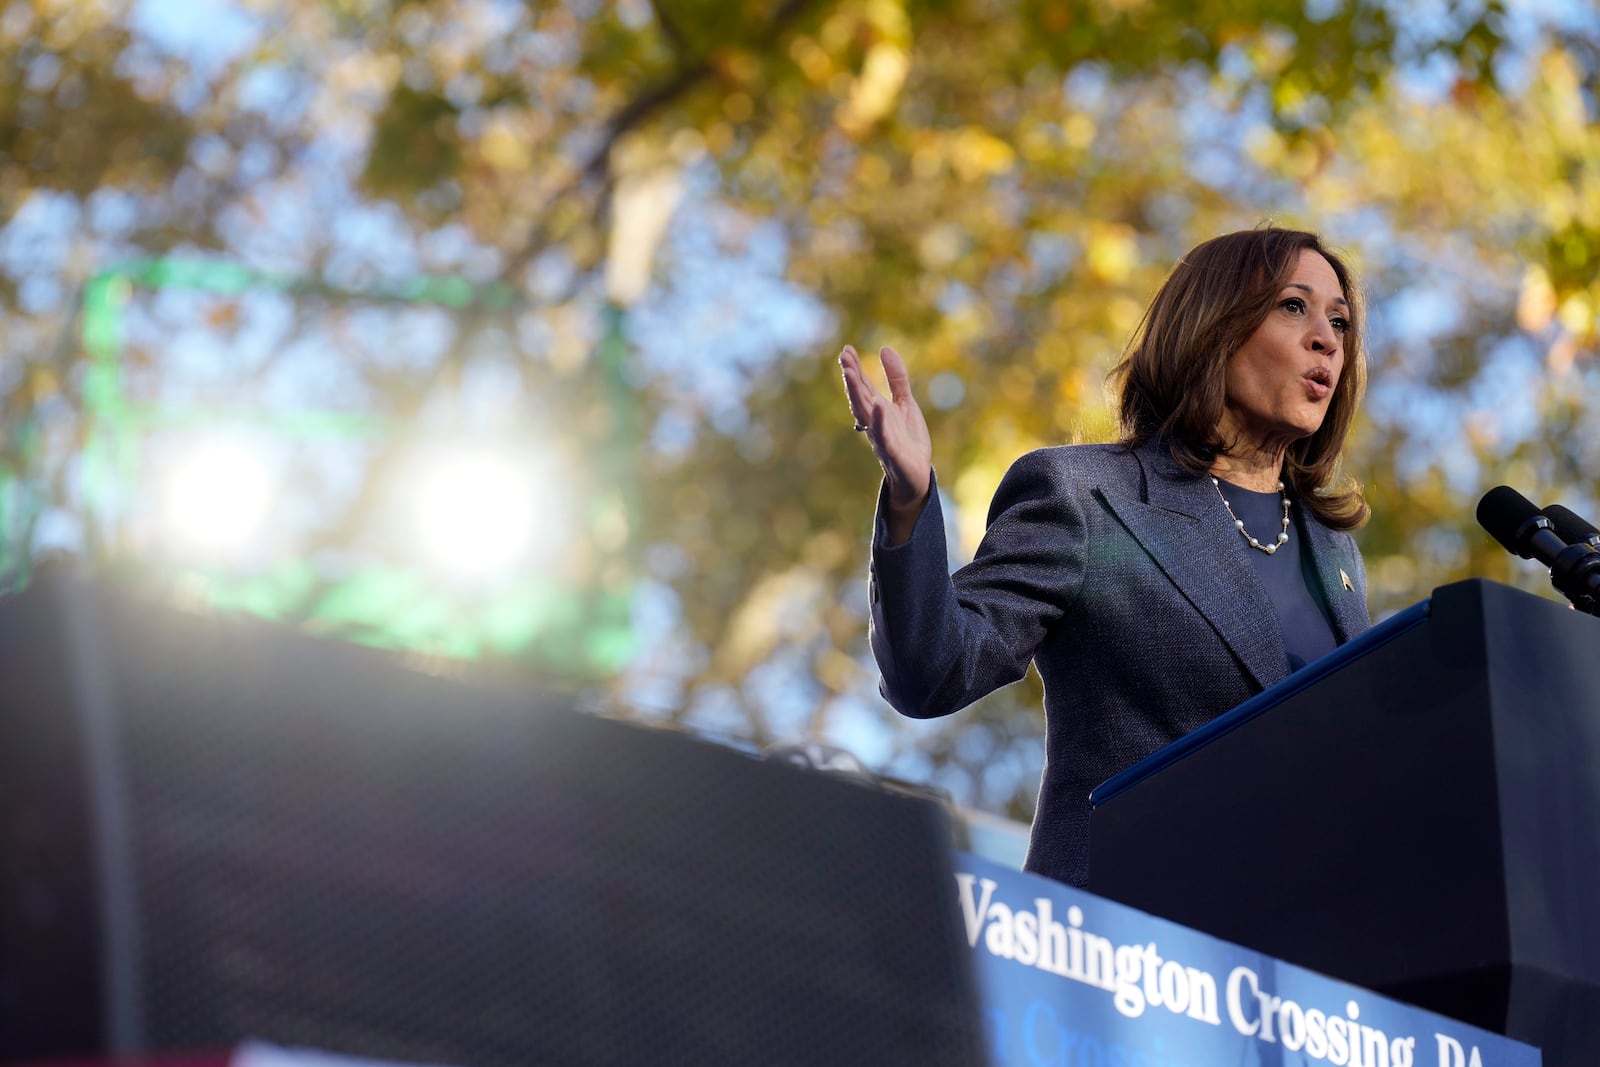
left=1219, top=249, right=1350, bottom=454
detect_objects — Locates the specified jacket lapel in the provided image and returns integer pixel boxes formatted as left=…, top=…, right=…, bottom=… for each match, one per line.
left=1299, top=513, right=1368, bottom=642
left=1094, top=442, right=1289, bottom=692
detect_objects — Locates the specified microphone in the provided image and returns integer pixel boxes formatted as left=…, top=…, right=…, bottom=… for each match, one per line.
left=1477, top=486, right=1600, bottom=612
left=1543, top=503, right=1600, bottom=551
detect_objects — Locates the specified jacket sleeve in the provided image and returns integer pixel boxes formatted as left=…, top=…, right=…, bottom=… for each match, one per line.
left=869, top=450, right=1088, bottom=718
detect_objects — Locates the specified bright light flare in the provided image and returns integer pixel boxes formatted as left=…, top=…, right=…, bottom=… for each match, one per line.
left=160, top=439, right=276, bottom=557
left=408, top=446, right=569, bottom=578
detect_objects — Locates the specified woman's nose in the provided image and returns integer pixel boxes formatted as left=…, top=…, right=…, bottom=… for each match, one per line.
left=1309, top=317, right=1337, bottom=351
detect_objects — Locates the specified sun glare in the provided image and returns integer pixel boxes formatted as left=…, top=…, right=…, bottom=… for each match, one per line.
left=160, top=439, right=276, bottom=557
left=408, top=445, right=568, bottom=579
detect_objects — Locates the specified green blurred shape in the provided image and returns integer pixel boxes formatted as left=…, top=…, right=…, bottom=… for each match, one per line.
left=201, top=559, right=321, bottom=621
left=72, top=258, right=638, bottom=680
left=128, top=403, right=387, bottom=439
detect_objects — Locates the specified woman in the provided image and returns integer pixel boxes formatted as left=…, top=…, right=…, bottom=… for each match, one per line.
left=838, top=227, right=1371, bottom=888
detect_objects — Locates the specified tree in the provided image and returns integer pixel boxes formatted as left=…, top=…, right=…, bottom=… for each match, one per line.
left=2, top=0, right=1597, bottom=818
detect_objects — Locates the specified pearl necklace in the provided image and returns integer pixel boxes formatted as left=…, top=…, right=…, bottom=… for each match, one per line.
left=1211, top=476, right=1290, bottom=555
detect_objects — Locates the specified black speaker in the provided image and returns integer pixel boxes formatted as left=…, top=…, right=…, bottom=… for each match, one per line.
left=0, top=570, right=985, bottom=1066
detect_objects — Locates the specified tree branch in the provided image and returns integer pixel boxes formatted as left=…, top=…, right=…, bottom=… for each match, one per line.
left=648, top=0, right=691, bottom=57
left=505, top=0, right=826, bottom=278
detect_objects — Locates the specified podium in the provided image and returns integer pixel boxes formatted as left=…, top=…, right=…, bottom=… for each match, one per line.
left=1088, top=579, right=1600, bottom=1066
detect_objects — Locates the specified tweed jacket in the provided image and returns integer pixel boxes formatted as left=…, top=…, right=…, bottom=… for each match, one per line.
left=868, top=437, right=1370, bottom=887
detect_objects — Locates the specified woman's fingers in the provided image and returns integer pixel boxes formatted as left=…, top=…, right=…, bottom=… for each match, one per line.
left=839, top=343, right=933, bottom=510
left=840, top=343, right=924, bottom=450
left=839, top=345, right=883, bottom=427
left=880, top=346, right=913, bottom=403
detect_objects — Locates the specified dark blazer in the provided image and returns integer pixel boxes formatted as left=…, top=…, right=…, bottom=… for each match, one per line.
left=868, top=437, right=1370, bottom=887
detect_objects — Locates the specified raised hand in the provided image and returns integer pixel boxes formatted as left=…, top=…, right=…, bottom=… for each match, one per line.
left=839, top=345, right=933, bottom=541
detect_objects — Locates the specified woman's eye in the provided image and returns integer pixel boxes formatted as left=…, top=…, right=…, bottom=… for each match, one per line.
left=1281, top=297, right=1306, bottom=314
left=1331, top=317, right=1351, bottom=334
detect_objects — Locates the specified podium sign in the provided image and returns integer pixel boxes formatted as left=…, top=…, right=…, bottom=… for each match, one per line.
left=956, top=852, right=1538, bottom=1067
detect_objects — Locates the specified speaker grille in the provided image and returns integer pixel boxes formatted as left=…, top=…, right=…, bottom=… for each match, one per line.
left=1, top=574, right=986, bottom=1067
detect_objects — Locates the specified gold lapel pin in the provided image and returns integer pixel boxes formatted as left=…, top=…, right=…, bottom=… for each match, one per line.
left=1340, top=568, right=1354, bottom=592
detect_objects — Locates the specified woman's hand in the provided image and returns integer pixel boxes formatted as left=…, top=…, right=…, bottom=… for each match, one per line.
left=839, top=345, right=932, bottom=544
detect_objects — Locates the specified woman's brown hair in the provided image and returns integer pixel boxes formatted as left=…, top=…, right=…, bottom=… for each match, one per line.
left=1111, top=227, right=1369, bottom=530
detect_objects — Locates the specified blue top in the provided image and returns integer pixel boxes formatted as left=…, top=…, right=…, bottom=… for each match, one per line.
left=1213, top=478, right=1338, bottom=672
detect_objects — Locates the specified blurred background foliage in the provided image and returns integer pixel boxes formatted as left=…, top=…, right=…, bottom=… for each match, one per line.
left=2, top=0, right=1599, bottom=820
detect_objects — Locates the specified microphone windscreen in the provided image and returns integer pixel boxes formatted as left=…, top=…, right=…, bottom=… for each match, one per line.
left=1476, top=485, right=1541, bottom=555
left=1542, top=503, right=1600, bottom=546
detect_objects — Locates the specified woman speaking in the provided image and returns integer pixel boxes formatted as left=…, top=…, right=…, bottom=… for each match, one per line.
left=838, top=227, right=1372, bottom=887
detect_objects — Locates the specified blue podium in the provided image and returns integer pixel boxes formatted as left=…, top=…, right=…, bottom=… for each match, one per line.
left=1089, top=579, right=1600, bottom=1066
